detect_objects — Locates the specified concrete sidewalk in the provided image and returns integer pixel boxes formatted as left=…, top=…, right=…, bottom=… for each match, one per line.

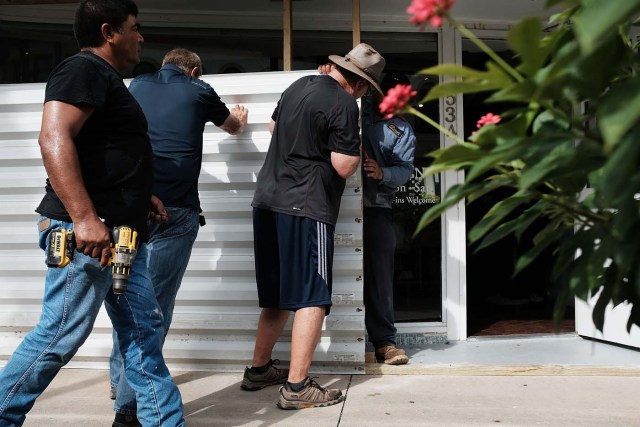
left=18, top=334, right=640, bottom=426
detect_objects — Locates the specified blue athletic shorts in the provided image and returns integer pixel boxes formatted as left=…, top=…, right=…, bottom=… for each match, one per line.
left=253, top=207, right=334, bottom=315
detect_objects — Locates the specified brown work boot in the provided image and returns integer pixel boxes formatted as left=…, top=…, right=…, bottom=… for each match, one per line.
left=277, top=377, right=345, bottom=410
left=375, top=345, right=409, bottom=365
left=241, top=359, right=289, bottom=391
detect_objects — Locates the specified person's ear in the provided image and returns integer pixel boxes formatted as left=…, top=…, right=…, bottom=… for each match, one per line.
left=102, top=24, right=115, bottom=41
left=190, top=67, right=200, bottom=78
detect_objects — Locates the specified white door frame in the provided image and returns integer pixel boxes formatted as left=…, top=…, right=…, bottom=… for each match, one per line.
left=396, top=28, right=521, bottom=341
left=395, top=26, right=467, bottom=340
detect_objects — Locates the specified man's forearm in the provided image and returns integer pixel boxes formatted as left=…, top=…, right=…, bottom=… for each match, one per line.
left=40, top=135, right=99, bottom=223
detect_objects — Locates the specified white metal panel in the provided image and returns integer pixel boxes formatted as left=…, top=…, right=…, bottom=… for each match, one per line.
left=576, top=294, right=640, bottom=349
left=0, top=70, right=365, bottom=374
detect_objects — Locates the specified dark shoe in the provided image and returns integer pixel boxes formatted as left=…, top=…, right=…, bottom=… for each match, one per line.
left=112, top=413, right=141, bottom=427
left=110, top=386, right=117, bottom=400
left=241, top=359, right=289, bottom=391
left=277, top=377, right=344, bottom=410
left=375, top=345, right=409, bottom=365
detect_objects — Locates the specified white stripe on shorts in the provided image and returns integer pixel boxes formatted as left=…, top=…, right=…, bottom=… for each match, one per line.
left=317, top=222, right=327, bottom=283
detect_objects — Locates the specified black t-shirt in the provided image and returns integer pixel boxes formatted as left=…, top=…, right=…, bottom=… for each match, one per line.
left=36, top=51, right=153, bottom=241
left=252, top=75, right=360, bottom=225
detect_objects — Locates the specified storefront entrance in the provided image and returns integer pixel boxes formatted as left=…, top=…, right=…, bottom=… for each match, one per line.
left=362, top=34, right=445, bottom=332
left=460, top=36, right=575, bottom=337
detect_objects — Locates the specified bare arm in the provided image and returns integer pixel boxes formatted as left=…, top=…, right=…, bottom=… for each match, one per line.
left=331, top=152, right=360, bottom=179
left=38, top=100, right=111, bottom=266
left=219, top=104, right=248, bottom=135
left=268, top=119, right=276, bottom=135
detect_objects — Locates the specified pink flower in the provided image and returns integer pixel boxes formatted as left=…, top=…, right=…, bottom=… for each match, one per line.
left=407, top=0, right=456, bottom=29
left=476, top=113, right=501, bottom=129
left=470, top=113, right=501, bottom=142
left=379, top=84, right=417, bottom=119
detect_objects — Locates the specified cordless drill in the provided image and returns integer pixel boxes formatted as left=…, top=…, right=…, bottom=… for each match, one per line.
left=108, top=225, right=139, bottom=295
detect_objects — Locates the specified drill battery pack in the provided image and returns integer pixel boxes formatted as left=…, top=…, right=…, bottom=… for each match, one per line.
left=46, top=229, right=76, bottom=268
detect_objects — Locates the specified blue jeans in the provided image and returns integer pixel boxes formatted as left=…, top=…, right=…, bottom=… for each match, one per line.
left=0, top=217, right=184, bottom=427
left=110, top=207, right=199, bottom=415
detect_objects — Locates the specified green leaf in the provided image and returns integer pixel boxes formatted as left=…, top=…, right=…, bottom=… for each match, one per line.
left=590, top=128, right=640, bottom=208
left=592, top=285, right=613, bottom=332
left=573, top=0, right=640, bottom=54
left=413, top=183, right=484, bottom=237
left=419, top=62, right=512, bottom=103
left=532, top=110, right=572, bottom=134
left=514, top=217, right=566, bottom=274
left=628, top=304, right=640, bottom=333
left=475, top=207, right=540, bottom=252
left=418, top=64, right=493, bottom=79
left=465, top=142, right=526, bottom=183
left=469, top=195, right=532, bottom=243
left=487, top=79, right=537, bottom=103
left=421, top=144, right=484, bottom=175
left=466, top=175, right=517, bottom=204
left=422, top=81, right=505, bottom=103
left=545, top=0, right=577, bottom=8
left=597, top=76, right=640, bottom=152
left=508, top=18, right=547, bottom=77
left=519, top=142, right=575, bottom=190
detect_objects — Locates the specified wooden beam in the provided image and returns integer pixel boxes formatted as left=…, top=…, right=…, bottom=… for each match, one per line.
left=0, top=0, right=77, bottom=4
left=352, top=0, right=360, bottom=47
left=283, top=0, right=292, bottom=71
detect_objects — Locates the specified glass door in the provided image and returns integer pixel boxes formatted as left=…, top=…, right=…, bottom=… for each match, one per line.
left=460, top=35, right=575, bottom=337
left=359, top=31, right=444, bottom=333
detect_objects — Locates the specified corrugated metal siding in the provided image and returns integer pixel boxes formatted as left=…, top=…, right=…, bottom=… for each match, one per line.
left=0, top=70, right=365, bottom=374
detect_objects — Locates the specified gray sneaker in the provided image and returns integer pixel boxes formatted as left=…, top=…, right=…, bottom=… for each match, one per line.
left=277, top=377, right=345, bottom=410
left=241, top=359, right=289, bottom=391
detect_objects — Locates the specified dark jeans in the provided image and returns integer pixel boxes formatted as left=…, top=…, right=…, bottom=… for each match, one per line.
left=363, top=207, right=397, bottom=348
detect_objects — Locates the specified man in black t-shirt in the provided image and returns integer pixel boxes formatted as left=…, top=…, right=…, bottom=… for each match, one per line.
left=244, top=43, right=385, bottom=410
left=0, top=2, right=184, bottom=426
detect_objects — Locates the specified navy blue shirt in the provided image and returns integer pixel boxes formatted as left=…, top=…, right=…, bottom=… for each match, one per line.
left=129, top=64, right=230, bottom=211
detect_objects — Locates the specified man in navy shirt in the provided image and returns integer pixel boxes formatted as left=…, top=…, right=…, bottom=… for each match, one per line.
left=108, top=48, right=247, bottom=424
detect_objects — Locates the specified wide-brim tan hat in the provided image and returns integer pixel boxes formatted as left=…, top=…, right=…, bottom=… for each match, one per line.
left=329, top=43, right=386, bottom=94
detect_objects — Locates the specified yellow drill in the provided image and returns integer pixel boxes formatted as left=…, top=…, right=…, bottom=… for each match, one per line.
left=109, top=225, right=139, bottom=295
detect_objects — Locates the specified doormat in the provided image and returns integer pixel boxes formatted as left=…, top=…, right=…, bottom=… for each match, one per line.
left=365, top=333, right=448, bottom=349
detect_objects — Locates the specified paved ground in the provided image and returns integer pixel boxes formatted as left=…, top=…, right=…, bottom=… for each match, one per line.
left=20, top=369, right=640, bottom=426
left=11, top=334, right=639, bottom=426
